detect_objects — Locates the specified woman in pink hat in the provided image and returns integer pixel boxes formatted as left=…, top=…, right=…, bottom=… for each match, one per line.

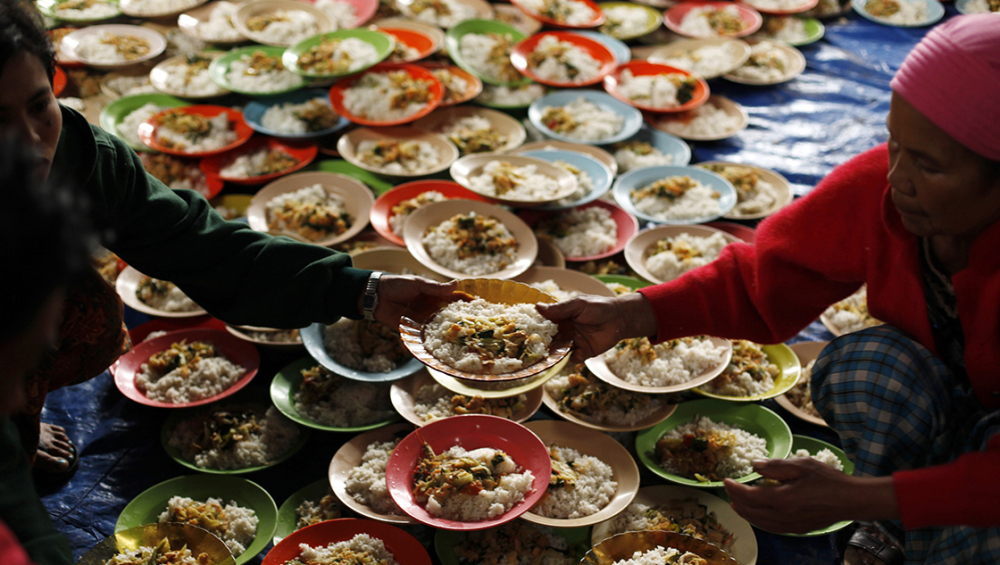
left=541, top=14, right=1000, bottom=565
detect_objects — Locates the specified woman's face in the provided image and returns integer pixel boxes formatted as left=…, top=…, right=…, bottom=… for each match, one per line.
left=0, top=52, right=61, bottom=182
left=887, top=92, right=1000, bottom=240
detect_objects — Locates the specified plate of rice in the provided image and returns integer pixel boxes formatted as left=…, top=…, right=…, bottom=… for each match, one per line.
left=115, top=474, right=277, bottom=565
left=583, top=530, right=739, bottom=565
left=119, top=0, right=206, bottom=18
left=664, top=1, right=763, bottom=38
left=37, top=0, right=122, bottom=24
left=956, top=0, right=1000, bottom=13
left=86, top=523, right=235, bottom=565
left=99, top=93, right=189, bottom=153
left=649, top=94, right=749, bottom=141
left=604, top=61, right=710, bottom=114
left=493, top=3, right=545, bottom=34
left=693, top=341, right=800, bottom=401
left=385, top=414, right=552, bottom=530
left=283, top=29, right=394, bottom=79
left=351, top=247, right=452, bottom=282
left=370, top=180, right=491, bottom=245
left=515, top=140, right=618, bottom=175
left=417, top=63, right=483, bottom=106
left=329, top=63, right=444, bottom=126
left=242, top=89, right=351, bottom=139
left=299, top=317, right=424, bottom=383
left=475, top=82, right=548, bottom=109
left=610, top=127, right=691, bottom=174
left=138, top=105, right=252, bottom=157
left=234, top=0, right=332, bottom=46
left=742, top=0, right=818, bottom=14
left=635, top=398, right=792, bottom=487
left=329, top=423, right=420, bottom=523
left=528, top=90, right=643, bottom=145
left=514, top=150, right=614, bottom=210
left=753, top=15, right=825, bottom=45
left=820, top=285, right=883, bottom=336
left=696, top=161, right=793, bottom=220
left=515, top=265, right=618, bottom=300
left=521, top=419, right=640, bottom=528
left=202, top=137, right=318, bottom=185
left=116, top=266, right=209, bottom=318
left=270, top=356, right=399, bottom=432
left=273, top=479, right=343, bottom=543
left=177, top=1, right=248, bottom=44
left=624, top=224, right=739, bottom=285
left=378, top=26, right=438, bottom=63
left=247, top=171, right=375, bottom=246
left=261, top=518, right=432, bottom=565
left=722, top=38, right=806, bottom=85
left=311, top=0, right=381, bottom=29
left=435, top=520, right=590, bottom=565
left=614, top=165, right=738, bottom=225
left=597, top=1, right=662, bottom=39
left=141, top=152, right=226, bottom=197
left=402, top=199, right=538, bottom=280
left=114, top=329, right=260, bottom=408
left=451, top=154, right=579, bottom=207
left=647, top=37, right=752, bottom=80
left=413, top=106, right=527, bottom=156
left=225, top=324, right=303, bottom=350
left=851, top=0, right=944, bottom=26
left=390, top=368, right=543, bottom=426
left=523, top=200, right=636, bottom=262
left=338, top=126, right=459, bottom=177
left=150, top=52, right=229, bottom=99
left=803, top=0, right=852, bottom=16
left=445, top=19, right=529, bottom=86
left=591, top=484, right=757, bottom=565
left=396, top=0, right=493, bottom=27
left=510, top=0, right=606, bottom=27
left=774, top=340, right=829, bottom=427
left=765, top=435, right=853, bottom=536
left=209, top=47, right=307, bottom=97
left=60, top=24, right=167, bottom=69
left=511, top=32, right=617, bottom=88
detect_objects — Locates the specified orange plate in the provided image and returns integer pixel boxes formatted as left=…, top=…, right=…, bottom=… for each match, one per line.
left=53, top=65, right=67, bottom=97
left=510, top=0, right=606, bottom=27
left=377, top=27, right=437, bottom=62
left=200, top=136, right=318, bottom=186
left=415, top=62, right=483, bottom=106
left=510, top=31, right=617, bottom=88
left=328, top=63, right=444, bottom=127
left=138, top=105, right=253, bottom=157
left=139, top=153, right=225, bottom=199
left=604, top=61, right=710, bottom=113
left=370, top=180, right=492, bottom=246
left=262, top=519, right=431, bottom=565
left=663, top=1, right=763, bottom=38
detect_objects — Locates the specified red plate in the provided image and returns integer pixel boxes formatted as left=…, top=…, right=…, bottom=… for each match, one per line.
left=262, top=519, right=431, bottom=565
left=200, top=136, right=318, bottom=186
left=705, top=220, right=756, bottom=243
left=113, top=328, right=260, bottom=408
left=604, top=61, right=709, bottom=114
left=415, top=62, right=483, bottom=106
left=370, top=181, right=492, bottom=246
left=138, top=106, right=253, bottom=157
left=377, top=27, right=437, bottom=62
left=53, top=66, right=67, bottom=97
left=510, top=31, right=617, bottom=88
left=385, top=414, right=551, bottom=531
left=109, top=316, right=226, bottom=376
left=139, top=153, right=225, bottom=199
left=510, top=0, right=606, bottom=27
left=519, top=199, right=639, bottom=262
left=739, top=0, right=818, bottom=14
left=329, top=63, right=444, bottom=127
left=663, top=1, right=763, bottom=38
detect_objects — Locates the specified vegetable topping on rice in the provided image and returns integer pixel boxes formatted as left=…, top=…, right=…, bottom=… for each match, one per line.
left=440, top=214, right=515, bottom=260
left=700, top=163, right=777, bottom=215
left=656, top=423, right=744, bottom=482
left=607, top=499, right=736, bottom=550
left=266, top=184, right=352, bottom=241
left=633, top=175, right=705, bottom=202
left=243, top=50, right=284, bottom=75
left=103, top=537, right=209, bottom=565
left=103, top=33, right=150, bottom=59
left=547, top=363, right=663, bottom=426
left=296, top=37, right=379, bottom=75
left=159, top=496, right=258, bottom=556
left=865, top=0, right=899, bottom=16
left=702, top=339, right=778, bottom=397
left=147, top=340, right=217, bottom=375
left=441, top=116, right=507, bottom=154
left=294, top=490, right=342, bottom=530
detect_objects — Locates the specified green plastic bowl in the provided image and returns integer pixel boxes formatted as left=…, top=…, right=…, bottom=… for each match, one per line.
left=445, top=19, right=530, bottom=86
left=38, top=0, right=121, bottom=23
left=282, top=29, right=395, bottom=79
left=598, top=2, right=663, bottom=40
left=208, top=46, right=305, bottom=97
left=273, top=478, right=336, bottom=544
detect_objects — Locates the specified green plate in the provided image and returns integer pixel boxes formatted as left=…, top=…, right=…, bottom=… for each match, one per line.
left=692, top=343, right=801, bottom=402
left=115, top=474, right=278, bottom=565
left=636, top=399, right=793, bottom=488
left=783, top=435, right=854, bottom=536
left=282, top=29, right=395, bottom=79
left=208, top=46, right=305, bottom=97
left=38, top=0, right=121, bottom=22
left=593, top=274, right=649, bottom=293
left=310, top=159, right=396, bottom=195
left=598, top=2, right=663, bottom=40
left=161, top=403, right=310, bottom=475
left=270, top=356, right=400, bottom=433
left=274, top=479, right=338, bottom=544
left=445, top=19, right=530, bottom=87
left=99, top=93, right=189, bottom=153
left=434, top=522, right=592, bottom=565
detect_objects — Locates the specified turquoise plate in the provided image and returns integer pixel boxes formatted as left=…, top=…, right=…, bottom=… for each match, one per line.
left=850, top=0, right=944, bottom=26
left=612, top=164, right=737, bottom=224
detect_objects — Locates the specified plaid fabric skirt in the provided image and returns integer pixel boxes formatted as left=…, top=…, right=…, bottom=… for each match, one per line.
left=812, top=325, right=1000, bottom=564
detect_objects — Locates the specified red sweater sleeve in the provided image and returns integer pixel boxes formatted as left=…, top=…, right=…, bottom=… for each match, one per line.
left=638, top=145, right=891, bottom=344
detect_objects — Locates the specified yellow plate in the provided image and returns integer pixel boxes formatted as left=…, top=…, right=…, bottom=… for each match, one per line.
left=693, top=342, right=801, bottom=401
left=78, top=523, right=234, bottom=565
left=583, top=530, right=738, bottom=565
left=774, top=340, right=830, bottom=427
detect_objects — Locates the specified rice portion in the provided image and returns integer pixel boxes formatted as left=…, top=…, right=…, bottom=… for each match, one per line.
left=534, top=206, right=616, bottom=258
left=122, top=0, right=200, bottom=15
left=476, top=83, right=546, bottom=106
left=532, top=444, right=615, bottom=519
left=136, top=342, right=245, bottom=403
left=756, top=16, right=809, bottom=43
left=786, top=358, right=821, bottom=418
left=314, top=0, right=358, bottom=28
left=700, top=163, right=777, bottom=216
left=792, top=447, right=843, bottom=471
left=863, top=0, right=928, bottom=24
left=295, top=491, right=342, bottom=530
left=962, top=0, right=1000, bottom=12
left=244, top=9, right=318, bottom=44
left=135, top=276, right=201, bottom=312
left=701, top=340, right=777, bottom=397
left=220, top=148, right=299, bottom=178
left=293, top=364, right=395, bottom=427
left=167, top=405, right=300, bottom=470
left=469, top=160, right=561, bottom=201
left=605, top=500, right=735, bottom=549
left=261, top=99, right=341, bottom=134
left=545, top=363, right=663, bottom=426
left=266, top=183, right=352, bottom=241
left=342, top=70, right=434, bottom=122
left=459, top=33, right=522, bottom=84
left=157, top=54, right=219, bottom=96
left=601, top=5, right=651, bottom=38
left=422, top=213, right=519, bottom=276
left=645, top=231, right=730, bottom=282
left=424, top=298, right=558, bottom=374
left=105, top=74, right=156, bottom=97
left=824, top=286, right=883, bottom=334
left=527, top=35, right=601, bottom=84
left=454, top=522, right=575, bottom=565
left=196, top=1, right=243, bottom=42
left=746, top=0, right=809, bottom=9
left=291, top=535, right=399, bottom=565
left=323, top=318, right=410, bottom=372
left=519, top=0, right=596, bottom=25
left=616, top=70, right=699, bottom=109
left=605, top=336, right=728, bottom=387
left=678, top=5, right=749, bottom=37
left=412, top=383, right=528, bottom=421
left=654, top=101, right=743, bottom=138
left=357, top=139, right=441, bottom=174
left=389, top=191, right=447, bottom=235
left=415, top=445, right=534, bottom=520
left=434, top=68, right=470, bottom=104
left=117, top=103, right=164, bottom=147
left=403, top=0, right=479, bottom=27
left=631, top=176, right=721, bottom=222
left=612, top=546, right=708, bottom=565
left=53, top=0, right=119, bottom=20
left=154, top=111, right=238, bottom=153
left=728, top=40, right=790, bottom=82
left=105, top=545, right=200, bottom=565
left=613, top=141, right=675, bottom=173
left=296, top=37, right=381, bottom=75
left=226, top=51, right=304, bottom=93
left=345, top=439, right=404, bottom=515
left=158, top=497, right=257, bottom=556
left=75, top=32, right=151, bottom=62
left=440, top=115, right=509, bottom=155
left=657, top=416, right=768, bottom=480
left=654, top=43, right=743, bottom=79
left=540, top=97, right=624, bottom=142
left=527, top=279, right=579, bottom=303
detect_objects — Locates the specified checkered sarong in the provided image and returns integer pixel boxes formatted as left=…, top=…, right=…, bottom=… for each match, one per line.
left=811, top=326, right=1000, bottom=564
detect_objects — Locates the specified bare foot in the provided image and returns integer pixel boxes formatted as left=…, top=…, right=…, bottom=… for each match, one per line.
left=35, top=422, right=75, bottom=474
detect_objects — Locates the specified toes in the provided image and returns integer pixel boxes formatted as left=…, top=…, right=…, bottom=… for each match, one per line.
left=35, top=451, right=69, bottom=473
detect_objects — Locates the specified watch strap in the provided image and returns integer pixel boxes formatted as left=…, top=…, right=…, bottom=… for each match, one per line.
left=362, top=271, right=383, bottom=321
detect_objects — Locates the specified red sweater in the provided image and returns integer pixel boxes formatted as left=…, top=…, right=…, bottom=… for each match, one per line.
left=638, top=145, right=1000, bottom=529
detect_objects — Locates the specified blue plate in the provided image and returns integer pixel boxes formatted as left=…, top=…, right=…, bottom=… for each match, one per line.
left=529, top=90, right=644, bottom=146
left=613, top=165, right=737, bottom=225
left=242, top=89, right=351, bottom=139
left=301, top=322, right=424, bottom=383
left=850, top=0, right=944, bottom=26
left=610, top=125, right=692, bottom=171
left=566, top=30, right=631, bottom=64
left=516, top=149, right=613, bottom=210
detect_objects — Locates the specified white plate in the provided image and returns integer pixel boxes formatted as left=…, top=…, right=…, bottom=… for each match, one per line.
left=695, top=161, right=794, bottom=220
left=647, top=37, right=751, bottom=80
left=449, top=153, right=578, bottom=207
left=61, top=25, right=167, bottom=69
left=648, top=94, right=749, bottom=141
left=234, top=0, right=333, bottom=46
left=624, top=224, right=739, bottom=285
left=337, top=126, right=459, bottom=177
left=389, top=369, right=543, bottom=426
left=115, top=265, right=209, bottom=318
left=722, top=38, right=806, bottom=85
left=149, top=52, right=230, bottom=99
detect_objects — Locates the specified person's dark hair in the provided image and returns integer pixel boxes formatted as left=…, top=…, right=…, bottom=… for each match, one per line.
left=0, top=0, right=55, bottom=84
left=0, top=134, right=93, bottom=343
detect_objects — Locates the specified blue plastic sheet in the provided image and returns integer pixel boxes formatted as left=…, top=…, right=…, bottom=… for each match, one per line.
left=40, top=8, right=965, bottom=564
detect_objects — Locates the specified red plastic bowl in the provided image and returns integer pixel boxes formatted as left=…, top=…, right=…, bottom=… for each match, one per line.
left=138, top=105, right=254, bottom=157
left=53, top=65, right=67, bottom=97
left=663, top=1, right=763, bottom=38
left=329, top=63, right=444, bottom=127
left=519, top=199, right=639, bottom=262
left=510, top=31, right=617, bottom=87
left=510, top=0, right=606, bottom=28
left=200, top=136, right=318, bottom=186
left=262, top=519, right=431, bottom=565
left=370, top=180, right=492, bottom=246
left=739, top=0, right=818, bottom=15
left=385, top=414, right=551, bottom=531
left=377, top=27, right=437, bottom=62
left=114, top=328, right=260, bottom=408
left=604, top=61, right=710, bottom=114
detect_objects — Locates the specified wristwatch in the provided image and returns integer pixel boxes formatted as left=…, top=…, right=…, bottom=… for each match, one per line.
left=362, top=271, right=383, bottom=321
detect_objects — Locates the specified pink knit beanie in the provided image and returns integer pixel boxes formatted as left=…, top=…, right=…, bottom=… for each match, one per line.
left=890, top=14, right=1000, bottom=161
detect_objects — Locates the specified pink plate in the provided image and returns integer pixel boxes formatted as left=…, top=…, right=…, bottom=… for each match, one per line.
left=385, top=414, right=551, bottom=531
left=114, top=329, right=260, bottom=408
left=663, top=1, right=763, bottom=38
left=300, top=0, right=379, bottom=26
left=604, top=61, right=710, bottom=113
left=510, top=31, right=617, bottom=87
left=739, top=0, right=818, bottom=15
left=138, top=105, right=253, bottom=157
left=370, top=180, right=493, bottom=246
left=329, top=63, right=444, bottom=127
left=109, top=317, right=225, bottom=376
left=519, top=199, right=639, bottom=262
left=262, top=519, right=431, bottom=565
left=200, top=136, right=318, bottom=186
left=510, top=0, right=606, bottom=27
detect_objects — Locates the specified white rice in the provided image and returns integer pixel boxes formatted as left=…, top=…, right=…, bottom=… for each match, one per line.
left=167, top=406, right=300, bottom=470
left=314, top=0, right=358, bottom=29
left=158, top=497, right=257, bottom=556
left=654, top=43, right=743, bottom=79
left=246, top=9, right=319, bottom=44
left=196, top=1, right=243, bottom=42
left=614, top=143, right=674, bottom=172
left=122, top=0, right=200, bottom=15
left=293, top=367, right=394, bottom=427
left=792, top=447, right=843, bottom=471
left=824, top=286, right=881, bottom=334
left=357, top=139, right=441, bottom=174
left=302, top=37, right=381, bottom=73
left=155, top=111, right=238, bottom=153
left=544, top=367, right=664, bottom=426
left=136, top=354, right=245, bottom=403
left=459, top=33, right=521, bottom=84
left=606, top=502, right=734, bottom=549
left=702, top=340, right=777, bottom=397
left=403, top=0, right=479, bottom=27
left=345, top=439, right=405, bottom=515
left=756, top=16, right=810, bottom=43
left=105, top=74, right=156, bottom=97
left=655, top=101, right=743, bottom=138
left=422, top=213, right=518, bottom=276
left=541, top=97, right=624, bottom=142
left=106, top=546, right=200, bottom=565
left=520, top=0, right=596, bottom=24
left=469, top=160, right=561, bottom=201
left=424, top=298, right=558, bottom=374
left=434, top=68, right=470, bottom=103
left=617, top=70, right=696, bottom=109
left=605, top=336, right=728, bottom=387
left=532, top=445, right=615, bottom=519
left=535, top=206, right=616, bottom=258
left=158, top=58, right=220, bottom=97
left=389, top=191, right=446, bottom=235
left=136, top=278, right=201, bottom=311
left=746, top=0, right=809, bottom=10
left=52, top=0, right=119, bottom=20
left=529, top=35, right=601, bottom=84
left=528, top=279, right=579, bottom=303
left=261, top=98, right=338, bottom=134
left=645, top=231, right=730, bottom=282
left=602, top=5, right=650, bottom=38
left=412, top=383, right=528, bottom=421
left=219, top=148, right=297, bottom=178
left=74, top=32, right=150, bottom=63
left=226, top=54, right=304, bottom=93
left=439, top=115, right=508, bottom=155
left=787, top=358, right=821, bottom=418
left=962, top=0, right=1000, bottom=12
left=117, top=103, right=164, bottom=147
left=678, top=5, right=748, bottom=37
left=266, top=183, right=347, bottom=228
left=612, top=546, right=704, bottom=565
left=864, top=0, right=928, bottom=23
left=419, top=446, right=534, bottom=520
left=728, top=40, right=790, bottom=82
left=342, top=70, right=433, bottom=122
left=631, top=178, right=721, bottom=221
left=707, top=165, right=778, bottom=216
left=322, top=318, right=410, bottom=373
left=658, top=416, right=768, bottom=479
left=476, top=83, right=546, bottom=106
left=549, top=160, right=593, bottom=203
left=292, top=535, right=399, bottom=565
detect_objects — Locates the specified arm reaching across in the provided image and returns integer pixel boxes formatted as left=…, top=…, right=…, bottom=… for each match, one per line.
left=536, top=292, right=659, bottom=361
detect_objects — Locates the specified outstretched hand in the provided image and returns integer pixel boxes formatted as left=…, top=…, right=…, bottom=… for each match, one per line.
left=371, top=275, right=456, bottom=329
left=535, top=292, right=659, bottom=361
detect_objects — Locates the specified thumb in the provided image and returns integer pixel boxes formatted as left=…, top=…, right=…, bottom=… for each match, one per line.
left=536, top=297, right=585, bottom=322
left=753, top=458, right=806, bottom=482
